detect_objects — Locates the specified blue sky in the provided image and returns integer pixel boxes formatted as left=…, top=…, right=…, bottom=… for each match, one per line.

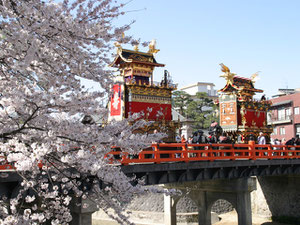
left=118, top=0, right=300, bottom=98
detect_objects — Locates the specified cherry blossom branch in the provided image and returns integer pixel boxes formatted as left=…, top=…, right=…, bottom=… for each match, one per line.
left=0, top=105, right=40, bottom=139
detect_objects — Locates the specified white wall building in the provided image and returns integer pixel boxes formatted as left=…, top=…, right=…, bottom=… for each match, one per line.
left=180, top=82, right=218, bottom=98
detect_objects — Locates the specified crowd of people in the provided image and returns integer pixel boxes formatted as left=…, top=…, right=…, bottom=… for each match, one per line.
left=179, top=130, right=233, bottom=145
left=178, top=121, right=232, bottom=146
left=175, top=131, right=300, bottom=159
left=271, top=135, right=300, bottom=147
left=177, top=122, right=300, bottom=149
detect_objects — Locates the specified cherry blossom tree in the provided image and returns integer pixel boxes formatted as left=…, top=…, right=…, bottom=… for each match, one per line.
left=0, top=0, right=164, bottom=224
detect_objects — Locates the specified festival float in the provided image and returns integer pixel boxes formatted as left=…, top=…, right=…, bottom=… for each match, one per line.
left=108, top=40, right=178, bottom=141
left=218, top=64, right=273, bottom=142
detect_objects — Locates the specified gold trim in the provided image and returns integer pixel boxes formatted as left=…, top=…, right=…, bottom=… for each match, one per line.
left=127, top=85, right=173, bottom=98
left=219, top=63, right=236, bottom=86
left=131, top=94, right=172, bottom=104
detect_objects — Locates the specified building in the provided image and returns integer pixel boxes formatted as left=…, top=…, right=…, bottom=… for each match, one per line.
left=268, top=91, right=300, bottom=141
left=180, top=82, right=218, bottom=99
left=272, top=88, right=300, bottom=98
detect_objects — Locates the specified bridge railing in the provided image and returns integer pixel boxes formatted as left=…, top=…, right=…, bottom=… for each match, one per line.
left=105, top=141, right=300, bottom=165
left=0, top=157, right=14, bottom=170
left=2, top=142, right=300, bottom=171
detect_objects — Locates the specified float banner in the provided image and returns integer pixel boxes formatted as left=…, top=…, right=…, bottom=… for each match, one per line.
left=110, top=84, right=122, bottom=116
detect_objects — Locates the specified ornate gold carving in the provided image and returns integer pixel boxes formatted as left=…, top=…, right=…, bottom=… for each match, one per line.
left=219, top=63, right=236, bottom=85
left=132, top=65, right=152, bottom=72
left=220, top=63, right=230, bottom=73
left=127, top=85, right=172, bottom=98
left=240, top=105, right=247, bottom=127
left=114, top=41, right=122, bottom=50
left=148, top=39, right=160, bottom=54
left=250, top=72, right=260, bottom=83
left=133, top=44, right=139, bottom=51
left=131, top=94, right=172, bottom=104
left=242, top=117, right=247, bottom=127
left=128, top=54, right=153, bottom=63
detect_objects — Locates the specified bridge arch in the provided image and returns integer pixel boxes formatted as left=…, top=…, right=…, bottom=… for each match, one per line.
left=175, top=195, right=198, bottom=223
left=211, top=199, right=234, bottom=215
left=164, top=178, right=255, bottom=225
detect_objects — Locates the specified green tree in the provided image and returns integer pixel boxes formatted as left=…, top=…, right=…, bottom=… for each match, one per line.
left=172, top=90, right=193, bottom=116
left=186, top=92, right=218, bottom=129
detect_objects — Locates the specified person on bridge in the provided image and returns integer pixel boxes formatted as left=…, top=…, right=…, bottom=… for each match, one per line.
left=197, top=130, right=207, bottom=151
left=295, top=135, right=300, bottom=145
left=207, top=131, right=217, bottom=144
left=219, top=133, right=232, bottom=144
left=257, top=132, right=266, bottom=145
left=192, top=131, right=200, bottom=150
left=187, top=135, right=195, bottom=157
left=209, top=121, right=223, bottom=138
left=294, top=135, right=300, bottom=154
left=181, top=134, right=186, bottom=143
left=197, top=130, right=207, bottom=143
left=257, top=132, right=267, bottom=155
left=175, top=134, right=181, bottom=143
left=282, top=137, right=286, bottom=145
left=273, top=138, right=282, bottom=156
left=285, top=137, right=295, bottom=146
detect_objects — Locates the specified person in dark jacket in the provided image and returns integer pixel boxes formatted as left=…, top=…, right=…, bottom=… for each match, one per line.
left=295, top=135, right=300, bottom=146
left=197, top=130, right=207, bottom=150
left=294, top=135, right=300, bottom=153
left=192, top=131, right=199, bottom=150
left=197, top=130, right=207, bottom=144
left=209, top=121, right=223, bottom=139
left=285, top=138, right=295, bottom=146
left=192, top=131, right=199, bottom=143
left=207, top=131, right=217, bottom=144
left=285, top=137, right=295, bottom=152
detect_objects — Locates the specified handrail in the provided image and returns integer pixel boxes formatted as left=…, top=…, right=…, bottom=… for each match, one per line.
left=2, top=142, right=300, bottom=171
left=105, top=141, right=300, bottom=165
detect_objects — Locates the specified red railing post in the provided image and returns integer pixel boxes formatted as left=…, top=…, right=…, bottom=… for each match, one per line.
left=268, top=145, right=272, bottom=158
left=182, top=144, right=189, bottom=162
left=153, top=144, right=160, bottom=164
left=138, top=151, right=144, bottom=160
left=230, top=143, right=235, bottom=160
left=121, top=152, right=129, bottom=165
left=248, top=140, right=256, bottom=160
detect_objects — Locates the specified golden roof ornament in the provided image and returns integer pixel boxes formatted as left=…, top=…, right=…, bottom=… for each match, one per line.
left=114, top=32, right=125, bottom=53
left=114, top=41, right=122, bottom=54
left=114, top=41, right=121, bottom=48
left=250, top=71, right=260, bottom=83
left=133, top=44, right=139, bottom=51
left=148, top=39, right=160, bottom=54
left=219, top=63, right=235, bottom=85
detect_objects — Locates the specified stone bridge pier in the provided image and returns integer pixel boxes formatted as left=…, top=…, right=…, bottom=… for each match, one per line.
left=164, top=177, right=257, bottom=225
